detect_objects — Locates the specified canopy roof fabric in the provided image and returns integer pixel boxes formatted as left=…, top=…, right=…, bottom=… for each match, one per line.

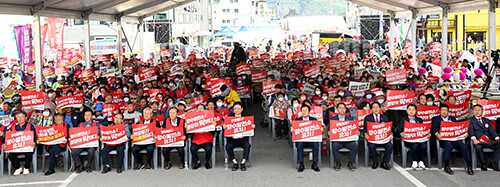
left=0, top=0, right=195, bottom=23
left=348, top=0, right=490, bottom=17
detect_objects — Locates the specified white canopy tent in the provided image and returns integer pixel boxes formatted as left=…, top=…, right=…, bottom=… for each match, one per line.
left=0, top=0, right=195, bottom=89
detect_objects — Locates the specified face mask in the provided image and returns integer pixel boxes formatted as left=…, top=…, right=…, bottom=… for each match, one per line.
left=368, top=79, right=373, bottom=82
left=202, top=85, right=206, bottom=89
left=318, top=78, right=323, bottom=82
left=293, top=103, right=300, bottom=108
left=315, top=91, right=321, bottom=95
left=242, top=76, right=247, bottom=79
left=377, top=99, right=384, bottom=103
left=278, top=97, right=284, bottom=101
left=366, top=95, right=373, bottom=99
left=168, top=102, right=173, bottom=106
left=427, top=102, right=433, bottom=106
left=48, top=93, right=53, bottom=98
left=346, top=74, right=350, bottom=77
left=237, top=81, right=243, bottom=85
left=322, top=96, right=328, bottom=100
left=175, top=78, right=179, bottom=82
left=43, top=111, right=50, bottom=117
left=169, top=83, right=174, bottom=87
left=338, top=92, right=345, bottom=96
left=123, top=98, right=130, bottom=102
left=300, top=97, right=306, bottom=101
left=124, top=88, right=128, bottom=92
left=216, top=102, right=223, bottom=107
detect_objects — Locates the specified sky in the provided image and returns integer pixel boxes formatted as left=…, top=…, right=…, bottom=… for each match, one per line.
left=0, top=15, right=38, bottom=59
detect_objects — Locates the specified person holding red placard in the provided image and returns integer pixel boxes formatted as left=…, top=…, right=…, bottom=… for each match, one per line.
left=328, top=103, right=359, bottom=171
left=398, top=104, right=429, bottom=170
left=224, top=102, right=255, bottom=171
left=363, top=102, right=393, bottom=170
left=71, top=111, right=101, bottom=174
left=189, top=104, right=216, bottom=170
left=44, top=114, right=69, bottom=176
left=469, top=104, right=500, bottom=171
left=131, top=108, right=161, bottom=170
left=161, top=107, right=187, bottom=170
left=1, top=111, right=37, bottom=176
left=431, top=104, right=473, bottom=175
left=290, top=105, right=323, bottom=172
left=101, top=113, right=130, bottom=174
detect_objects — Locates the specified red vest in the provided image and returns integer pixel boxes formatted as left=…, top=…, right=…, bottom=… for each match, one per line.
left=164, top=117, right=184, bottom=132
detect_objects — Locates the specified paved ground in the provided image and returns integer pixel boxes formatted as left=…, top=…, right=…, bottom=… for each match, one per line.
left=1, top=101, right=499, bottom=187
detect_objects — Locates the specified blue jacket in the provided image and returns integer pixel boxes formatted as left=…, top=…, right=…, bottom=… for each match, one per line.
left=430, top=115, right=457, bottom=136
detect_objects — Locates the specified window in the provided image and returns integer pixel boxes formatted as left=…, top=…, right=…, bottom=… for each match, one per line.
left=222, top=20, right=226, bottom=23
left=226, top=20, right=230, bottom=23
left=74, top=19, right=84, bottom=25
left=193, top=15, right=198, bottom=22
left=222, top=9, right=226, bottom=13
left=234, top=9, right=239, bottom=13
left=466, top=32, right=486, bottom=44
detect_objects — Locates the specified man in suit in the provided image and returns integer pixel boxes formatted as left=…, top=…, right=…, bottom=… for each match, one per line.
left=363, top=102, right=393, bottom=170
left=291, top=105, right=322, bottom=172
left=71, top=110, right=100, bottom=173
left=398, top=104, right=429, bottom=170
left=224, top=102, right=256, bottom=171
left=131, top=108, right=161, bottom=170
left=329, top=102, right=359, bottom=171
left=469, top=104, right=500, bottom=171
left=431, top=104, right=473, bottom=175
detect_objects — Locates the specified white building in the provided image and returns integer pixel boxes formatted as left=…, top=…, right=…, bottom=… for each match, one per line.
left=212, top=0, right=273, bottom=30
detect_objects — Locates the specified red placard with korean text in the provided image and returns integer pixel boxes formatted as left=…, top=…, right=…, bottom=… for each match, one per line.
left=35, top=125, right=66, bottom=145
left=329, top=120, right=359, bottom=142
left=138, top=68, right=157, bottom=82
left=416, top=106, right=439, bottom=124
left=269, top=106, right=287, bottom=119
left=478, top=100, right=500, bottom=120
left=447, top=90, right=472, bottom=105
left=57, top=96, right=83, bottom=109
left=262, top=81, right=281, bottom=96
left=439, top=121, right=470, bottom=141
left=185, top=110, right=215, bottom=133
left=132, top=123, right=155, bottom=145
left=224, top=116, right=255, bottom=137
left=100, top=124, right=127, bottom=145
left=291, top=120, right=322, bottom=142
left=21, top=90, right=45, bottom=110
left=236, top=63, right=251, bottom=75
left=386, top=90, right=414, bottom=110
left=231, top=86, right=250, bottom=97
left=304, top=65, right=321, bottom=78
left=448, top=103, right=469, bottom=121
left=102, top=104, right=120, bottom=121
left=402, top=121, right=431, bottom=143
left=155, top=127, right=184, bottom=147
left=386, top=69, right=407, bottom=84
left=366, top=122, right=392, bottom=144
left=251, top=71, right=267, bottom=82
left=5, top=131, right=34, bottom=153
left=69, top=126, right=99, bottom=148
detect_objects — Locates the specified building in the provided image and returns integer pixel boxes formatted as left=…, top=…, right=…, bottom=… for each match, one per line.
left=212, top=0, right=273, bottom=30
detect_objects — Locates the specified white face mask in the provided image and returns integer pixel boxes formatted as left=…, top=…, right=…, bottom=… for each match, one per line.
left=124, top=88, right=128, bottom=92
left=202, top=85, right=206, bottom=89
left=168, top=102, right=173, bottom=106
left=43, top=111, right=50, bottom=117
left=427, top=102, right=433, bottom=106
left=216, top=102, right=223, bottom=107
left=322, top=96, right=328, bottom=100
left=242, top=76, right=247, bottom=79
left=237, top=81, right=243, bottom=85
left=48, top=93, right=53, bottom=98
left=293, top=103, right=300, bottom=108
left=315, top=91, right=321, bottom=95
left=377, top=99, right=384, bottom=103
left=123, top=98, right=130, bottom=102
left=338, top=92, right=345, bottom=96
left=169, top=83, right=174, bottom=87
left=278, top=97, right=284, bottom=101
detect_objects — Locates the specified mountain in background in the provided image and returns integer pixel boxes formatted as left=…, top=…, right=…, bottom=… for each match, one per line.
left=267, top=0, right=346, bottom=17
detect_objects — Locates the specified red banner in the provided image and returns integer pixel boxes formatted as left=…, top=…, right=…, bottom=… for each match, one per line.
left=478, top=100, right=500, bottom=120
left=231, top=86, right=250, bottom=97
left=477, top=135, right=496, bottom=144
left=138, top=68, right=157, bottom=82
left=57, top=96, right=83, bottom=109
left=366, top=122, right=392, bottom=144
left=236, top=63, right=251, bottom=75
left=269, top=106, right=287, bottom=119
left=252, top=58, right=265, bottom=68
left=291, top=120, right=323, bottom=142
left=249, top=49, right=259, bottom=57
left=209, top=78, right=231, bottom=97
left=386, top=69, right=407, bottom=84
left=192, top=95, right=209, bottom=105
left=416, top=105, right=439, bottom=124
left=357, top=109, right=373, bottom=128
left=100, top=124, right=127, bottom=145
left=447, top=90, right=472, bottom=105
left=185, top=110, right=215, bottom=133
left=69, top=126, right=99, bottom=148
left=54, top=66, right=68, bottom=76
left=251, top=71, right=267, bottom=82
left=262, top=81, right=281, bottom=96
left=5, top=131, right=34, bottom=153
left=35, top=125, right=66, bottom=145
left=42, top=67, right=55, bottom=78
left=47, top=18, right=65, bottom=61
left=21, top=90, right=45, bottom=110
left=329, top=120, right=359, bottom=141
left=160, top=49, right=171, bottom=56
left=102, top=104, right=120, bottom=121
left=25, top=82, right=36, bottom=91
left=132, top=123, right=155, bottom=145
left=80, top=76, right=96, bottom=86
left=224, top=116, right=255, bottom=137
left=304, top=65, right=321, bottom=78
left=386, top=90, right=414, bottom=110
left=402, top=121, right=431, bottom=142
left=155, top=127, right=184, bottom=147
left=439, top=121, right=470, bottom=141
left=448, top=103, right=469, bottom=121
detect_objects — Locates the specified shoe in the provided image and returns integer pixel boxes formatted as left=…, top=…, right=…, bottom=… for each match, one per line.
left=44, top=169, right=55, bottom=176
left=444, top=165, right=454, bottom=175
left=145, top=164, right=151, bottom=170
left=411, top=161, right=418, bottom=170
left=418, top=161, right=426, bottom=170
left=488, top=162, right=500, bottom=171
left=232, top=163, right=239, bottom=171
left=240, top=163, right=246, bottom=171
left=102, top=166, right=111, bottom=174
left=372, top=162, right=378, bottom=169
left=347, top=162, right=355, bottom=171
left=481, top=163, right=488, bottom=171
left=193, top=162, right=201, bottom=170
left=467, top=166, right=474, bottom=175
left=22, top=168, right=30, bottom=175
left=312, top=162, right=320, bottom=172
left=76, top=166, right=83, bottom=174
left=117, top=166, right=123, bottom=174
left=86, top=166, right=92, bottom=173
left=165, top=162, right=172, bottom=170
left=13, top=167, right=23, bottom=176
left=380, top=162, right=391, bottom=170
left=179, top=163, right=185, bottom=169
left=135, top=163, right=144, bottom=171
left=334, top=162, right=341, bottom=171
left=277, top=135, right=283, bottom=140
left=205, top=162, right=212, bottom=169
left=298, top=163, right=305, bottom=172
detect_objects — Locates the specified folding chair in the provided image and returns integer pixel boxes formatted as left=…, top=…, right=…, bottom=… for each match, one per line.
left=401, top=141, right=431, bottom=168
left=160, top=146, right=188, bottom=169
left=293, top=142, right=321, bottom=168
left=436, top=139, right=466, bottom=169
left=188, top=135, right=216, bottom=168
left=216, top=128, right=224, bottom=152
left=364, top=139, right=394, bottom=168
left=42, top=145, right=69, bottom=172
left=1, top=146, right=4, bottom=176
left=130, top=144, right=158, bottom=170
left=470, top=139, right=495, bottom=169
left=101, top=142, right=129, bottom=171
left=70, top=147, right=100, bottom=171
left=7, top=146, right=37, bottom=176
left=328, top=140, right=358, bottom=169
left=224, top=136, right=252, bottom=170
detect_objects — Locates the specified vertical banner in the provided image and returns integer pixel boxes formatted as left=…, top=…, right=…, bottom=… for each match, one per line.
left=402, top=121, right=431, bottom=142
left=47, top=18, right=65, bottom=62
left=41, top=25, right=48, bottom=57
left=439, top=121, right=470, bottom=141
left=13, top=24, right=32, bottom=66
left=329, top=120, right=360, bottom=141
left=366, top=122, right=392, bottom=144
left=291, top=120, right=322, bottom=142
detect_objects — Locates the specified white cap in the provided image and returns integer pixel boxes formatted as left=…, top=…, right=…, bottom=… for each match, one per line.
left=4, top=69, right=12, bottom=73
left=57, top=76, right=64, bottom=81
left=12, top=66, right=20, bottom=70
left=374, top=91, right=385, bottom=97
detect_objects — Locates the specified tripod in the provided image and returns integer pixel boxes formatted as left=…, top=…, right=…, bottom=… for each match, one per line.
left=481, top=49, right=500, bottom=98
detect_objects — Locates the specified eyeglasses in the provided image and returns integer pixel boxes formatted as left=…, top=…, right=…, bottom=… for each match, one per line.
left=131, top=98, right=137, bottom=100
